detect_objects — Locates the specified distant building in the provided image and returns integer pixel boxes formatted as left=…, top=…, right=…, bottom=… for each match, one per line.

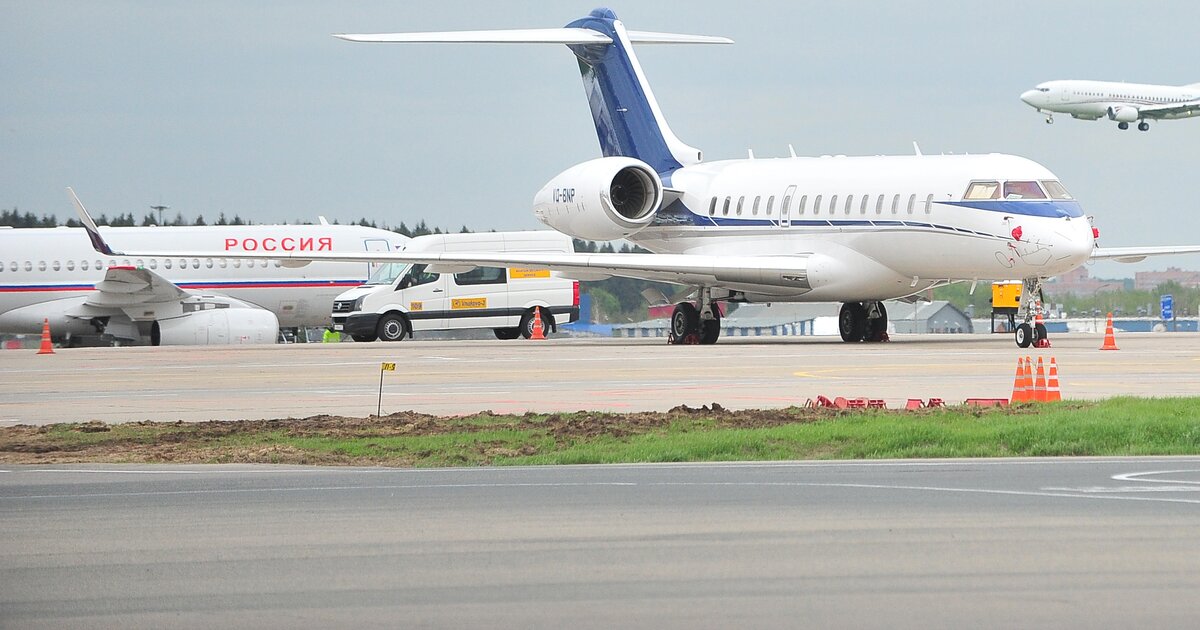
left=1043, top=266, right=1124, bottom=297
left=1134, top=267, right=1200, bottom=291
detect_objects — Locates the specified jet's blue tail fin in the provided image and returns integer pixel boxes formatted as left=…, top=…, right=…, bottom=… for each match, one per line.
left=335, top=8, right=731, bottom=175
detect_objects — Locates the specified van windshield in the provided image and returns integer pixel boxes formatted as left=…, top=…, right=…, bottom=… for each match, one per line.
left=365, top=262, right=410, bottom=285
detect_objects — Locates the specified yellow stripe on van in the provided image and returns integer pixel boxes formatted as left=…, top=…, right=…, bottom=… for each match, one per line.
left=452, top=297, right=487, bottom=310
left=509, top=268, right=551, bottom=279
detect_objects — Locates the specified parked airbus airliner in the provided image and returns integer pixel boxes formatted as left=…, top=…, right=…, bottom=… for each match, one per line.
left=75, top=9, right=1200, bottom=348
left=3, top=190, right=407, bottom=345
left=1021, top=80, right=1200, bottom=130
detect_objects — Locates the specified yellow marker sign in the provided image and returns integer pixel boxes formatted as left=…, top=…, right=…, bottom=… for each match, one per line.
left=381, top=362, right=396, bottom=371
left=452, top=297, right=488, bottom=310
left=509, top=267, right=551, bottom=279
left=410, top=301, right=423, bottom=312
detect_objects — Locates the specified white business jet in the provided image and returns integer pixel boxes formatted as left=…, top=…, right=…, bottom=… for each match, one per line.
left=1, top=189, right=406, bottom=345
left=75, top=9, right=1200, bottom=348
left=1021, top=80, right=1200, bottom=130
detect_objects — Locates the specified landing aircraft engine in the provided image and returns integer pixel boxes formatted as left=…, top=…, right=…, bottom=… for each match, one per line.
left=533, top=156, right=663, bottom=241
left=1107, top=106, right=1139, bottom=122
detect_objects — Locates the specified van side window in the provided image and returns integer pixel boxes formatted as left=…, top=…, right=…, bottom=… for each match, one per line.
left=454, top=266, right=507, bottom=286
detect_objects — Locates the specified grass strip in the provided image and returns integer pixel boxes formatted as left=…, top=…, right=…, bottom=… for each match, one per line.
left=1, top=397, right=1198, bottom=467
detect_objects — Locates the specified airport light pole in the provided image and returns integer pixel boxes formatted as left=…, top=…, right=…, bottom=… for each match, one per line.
left=150, top=204, right=169, bottom=226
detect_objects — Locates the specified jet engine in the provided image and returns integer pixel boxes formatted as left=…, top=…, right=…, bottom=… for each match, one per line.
left=151, top=308, right=279, bottom=346
left=532, top=156, right=663, bottom=241
left=1107, top=106, right=1139, bottom=123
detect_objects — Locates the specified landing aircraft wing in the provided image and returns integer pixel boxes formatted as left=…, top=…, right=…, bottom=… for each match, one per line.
left=1090, top=245, right=1200, bottom=264
left=1136, top=100, right=1200, bottom=119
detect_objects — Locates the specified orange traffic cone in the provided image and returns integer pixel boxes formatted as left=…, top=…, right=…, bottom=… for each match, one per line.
left=1010, top=357, right=1028, bottom=404
left=1034, top=311, right=1052, bottom=348
left=1033, top=356, right=1047, bottom=402
left=530, top=307, right=546, bottom=340
left=1045, top=357, right=1062, bottom=402
left=1100, top=312, right=1118, bottom=350
left=37, top=318, right=55, bottom=355
left=1023, top=356, right=1034, bottom=402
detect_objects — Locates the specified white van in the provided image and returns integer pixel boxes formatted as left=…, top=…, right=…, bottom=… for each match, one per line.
left=331, top=231, right=579, bottom=341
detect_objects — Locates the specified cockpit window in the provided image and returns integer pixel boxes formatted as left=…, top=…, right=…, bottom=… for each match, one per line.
left=1002, top=181, right=1047, bottom=200
left=1040, top=180, right=1073, bottom=200
left=365, top=262, right=409, bottom=285
left=963, top=181, right=1000, bottom=200
left=1038, top=87, right=1049, bottom=92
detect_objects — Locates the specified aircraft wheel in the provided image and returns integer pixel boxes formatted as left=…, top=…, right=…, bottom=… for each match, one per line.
left=699, top=316, right=721, bottom=345
left=350, top=333, right=377, bottom=343
left=1034, top=322, right=1048, bottom=344
left=520, top=306, right=554, bottom=339
left=839, top=302, right=867, bottom=342
left=376, top=313, right=409, bottom=342
left=670, top=302, right=700, bottom=342
left=1015, top=323, right=1033, bottom=348
left=1118, top=121, right=1129, bottom=130
left=1138, top=121, right=1149, bottom=131
left=1045, top=117, right=1053, bottom=124
left=493, top=327, right=521, bottom=340
left=865, top=302, right=889, bottom=342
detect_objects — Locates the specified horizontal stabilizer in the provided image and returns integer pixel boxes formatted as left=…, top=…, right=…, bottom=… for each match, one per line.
left=334, top=28, right=731, bottom=45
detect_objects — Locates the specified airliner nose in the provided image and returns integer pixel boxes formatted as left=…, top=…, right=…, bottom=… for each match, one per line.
left=1020, top=89, right=1039, bottom=106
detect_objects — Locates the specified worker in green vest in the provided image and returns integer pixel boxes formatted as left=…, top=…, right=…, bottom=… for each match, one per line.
left=322, top=328, right=340, bottom=343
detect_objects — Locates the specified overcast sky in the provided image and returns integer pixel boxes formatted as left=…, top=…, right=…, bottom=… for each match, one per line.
left=5, top=1, right=1200, bottom=276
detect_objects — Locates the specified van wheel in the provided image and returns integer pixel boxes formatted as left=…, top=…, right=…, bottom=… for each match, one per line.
left=494, top=327, right=521, bottom=340
left=377, top=314, right=409, bottom=342
left=520, top=307, right=554, bottom=339
left=351, top=334, right=376, bottom=342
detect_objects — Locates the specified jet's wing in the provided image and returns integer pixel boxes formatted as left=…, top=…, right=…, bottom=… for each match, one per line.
left=1091, top=245, right=1200, bottom=263
left=1135, top=99, right=1200, bottom=118
left=83, top=265, right=191, bottom=308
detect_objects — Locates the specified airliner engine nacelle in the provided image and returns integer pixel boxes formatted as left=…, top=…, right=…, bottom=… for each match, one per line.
left=151, top=308, right=279, bottom=346
left=533, top=156, right=663, bottom=241
left=1107, top=106, right=1139, bottom=123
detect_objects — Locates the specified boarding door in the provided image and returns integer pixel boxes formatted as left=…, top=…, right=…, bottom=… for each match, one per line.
left=363, top=239, right=391, bottom=278
left=780, top=185, right=797, bottom=228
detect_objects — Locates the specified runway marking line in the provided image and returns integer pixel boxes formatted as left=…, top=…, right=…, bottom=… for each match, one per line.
left=1112, top=470, right=1200, bottom=485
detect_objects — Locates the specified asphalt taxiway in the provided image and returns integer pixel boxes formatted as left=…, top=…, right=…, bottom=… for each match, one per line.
left=2, top=458, right=1199, bottom=628
left=2, top=333, right=1198, bottom=424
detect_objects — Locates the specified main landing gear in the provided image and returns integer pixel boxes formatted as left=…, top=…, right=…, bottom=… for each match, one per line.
left=839, top=301, right=889, bottom=343
left=1013, top=277, right=1051, bottom=349
left=668, top=287, right=721, bottom=345
left=1117, top=121, right=1151, bottom=131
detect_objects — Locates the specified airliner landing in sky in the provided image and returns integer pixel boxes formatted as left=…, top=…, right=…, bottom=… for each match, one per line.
left=1021, top=80, right=1200, bottom=130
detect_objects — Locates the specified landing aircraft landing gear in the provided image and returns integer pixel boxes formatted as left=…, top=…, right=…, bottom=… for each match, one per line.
left=838, top=301, right=889, bottom=343
left=1044, top=115, right=1054, bottom=124
left=1013, top=277, right=1050, bottom=349
left=1138, top=121, right=1150, bottom=131
left=1118, top=121, right=1129, bottom=130
left=668, top=287, right=721, bottom=345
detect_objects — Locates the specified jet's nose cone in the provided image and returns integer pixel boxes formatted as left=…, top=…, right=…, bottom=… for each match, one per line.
left=1020, top=89, right=1039, bottom=106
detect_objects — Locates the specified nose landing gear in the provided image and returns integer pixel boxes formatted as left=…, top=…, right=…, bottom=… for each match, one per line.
left=1044, top=115, right=1054, bottom=124
left=1013, top=277, right=1051, bottom=349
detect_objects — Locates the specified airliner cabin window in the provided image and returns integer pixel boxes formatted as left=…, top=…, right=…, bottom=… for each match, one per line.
left=1002, top=181, right=1047, bottom=200
left=24, top=262, right=32, bottom=271
left=891, top=194, right=900, bottom=214
left=736, top=196, right=744, bottom=216
left=765, top=196, right=775, bottom=215
left=708, top=197, right=717, bottom=216
left=722, top=197, right=731, bottom=216
left=876, top=194, right=884, bottom=214
left=781, top=192, right=792, bottom=214
left=813, top=195, right=822, bottom=214
left=752, top=196, right=761, bottom=215
left=925, top=194, right=933, bottom=213
left=1040, top=180, right=1073, bottom=200
left=798, top=195, right=807, bottom=214
left=860, top=195, right=869, bottom=214
left=844, top=195, right=853, bottom=215
left=67, top=260, right=75, bottom=271
left=164, top=259, right=172, bottom=269
left=907, top=194, right=915, bottom=214
left=38, top=261, right=46, bottom=271
left=964, top=181, right=1001, bottom=200
left=207, top=259, right=214, bottom=269
left=81, top=261, right=89, bottom=271
left=829, top=195, right=838, bottom=214
left=148, top=259, right=157, bottom=270
left=52, top=261, right=61, bottom=271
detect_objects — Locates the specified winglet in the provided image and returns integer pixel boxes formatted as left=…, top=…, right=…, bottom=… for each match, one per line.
left=67, top=187, right=120, bottom=256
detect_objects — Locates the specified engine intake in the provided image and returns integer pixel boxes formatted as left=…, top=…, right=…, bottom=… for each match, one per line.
left=533, top=157, right=663, bottom=241
left=1107, top=106, right=1139, bottom=123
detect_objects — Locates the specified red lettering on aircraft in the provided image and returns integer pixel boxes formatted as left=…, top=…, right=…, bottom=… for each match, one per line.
left=244, top=238, right=258, bottom=250
left=319, top=237, right=332, bottom=251
left=224, top=238, right=238, bottom=250
left=262, top=237, right=277, bottom=251
left=299, top=237, right=313, bottom=250
left=281, top=237, right=295, bottom=251
left=222, top=236, right=332, bottom=251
